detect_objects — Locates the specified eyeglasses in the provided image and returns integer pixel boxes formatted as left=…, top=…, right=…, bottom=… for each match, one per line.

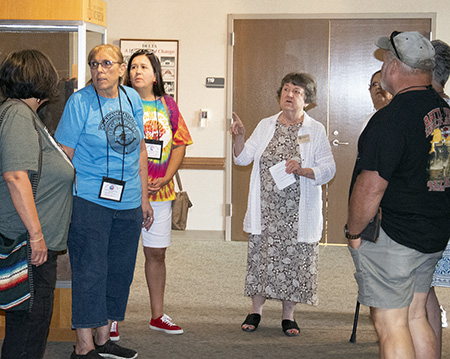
left=389, top=31, right=402, bottom=61
left=89, top=60, right=121, bottom=70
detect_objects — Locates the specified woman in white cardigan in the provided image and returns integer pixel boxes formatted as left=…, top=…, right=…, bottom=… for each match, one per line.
left=230, top=73, right=335, bottom=336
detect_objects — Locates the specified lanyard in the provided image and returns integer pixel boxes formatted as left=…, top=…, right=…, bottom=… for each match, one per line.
left=95, top=86, right=126, bottom=181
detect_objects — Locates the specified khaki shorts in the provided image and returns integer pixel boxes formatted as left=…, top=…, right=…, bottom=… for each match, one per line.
left=349, top=227, right=442, bottom=309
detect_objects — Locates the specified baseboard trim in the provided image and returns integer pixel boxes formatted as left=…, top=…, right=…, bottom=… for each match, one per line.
left=171, top=230, right=225, bottom=240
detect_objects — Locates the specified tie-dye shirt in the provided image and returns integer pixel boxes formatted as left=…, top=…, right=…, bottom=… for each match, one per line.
left=143, top=95, right=192, bottom=202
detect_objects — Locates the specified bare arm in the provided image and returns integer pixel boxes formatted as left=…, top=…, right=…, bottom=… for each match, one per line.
left=346, top=170, right=388, bottom=248
left=3, top=170, right=48, bottom=266
left=139, top=140, right=154, bottom=230
left=148, top=145, right=186, bottom=194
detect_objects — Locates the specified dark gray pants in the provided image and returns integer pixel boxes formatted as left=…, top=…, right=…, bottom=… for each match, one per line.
left=1, top=250, right=57, bottom=359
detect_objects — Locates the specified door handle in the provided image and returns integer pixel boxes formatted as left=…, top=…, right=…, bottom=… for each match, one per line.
left=332, top=139, right=349, bottom=146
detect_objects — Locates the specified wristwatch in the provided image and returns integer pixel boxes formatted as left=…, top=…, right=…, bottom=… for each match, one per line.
left=344, top=224, right=361, bottom=240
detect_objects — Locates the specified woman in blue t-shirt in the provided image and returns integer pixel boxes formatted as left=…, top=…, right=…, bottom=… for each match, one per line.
left=55, top=44, right=153, bottom=359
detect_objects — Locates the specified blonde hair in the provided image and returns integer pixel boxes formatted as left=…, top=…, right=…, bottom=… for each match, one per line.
left=86, top=44, right=125, bottom=86
left=88, top=44, right=124, bottom=64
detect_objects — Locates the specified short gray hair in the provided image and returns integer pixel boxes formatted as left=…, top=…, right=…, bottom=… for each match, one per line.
left=385, top=50, right=431, bottom=76
left=276, top=72, right=317, bottom=104
left=431, top=40, right=450, bottom=87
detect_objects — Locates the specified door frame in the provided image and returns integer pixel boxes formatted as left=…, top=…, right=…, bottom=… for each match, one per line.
left=224, top=12, right=436, bottom=242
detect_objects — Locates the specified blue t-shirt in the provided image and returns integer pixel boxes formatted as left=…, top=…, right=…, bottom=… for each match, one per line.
left=55, top=85, right=144, bottom=210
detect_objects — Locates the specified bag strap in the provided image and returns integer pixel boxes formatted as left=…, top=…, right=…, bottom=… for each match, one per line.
left=29, top=117, right=43, bottom=197
left=174, top=171, right=183, bottom=192
left=161, top=97, right=182, bottom=192
left=161, top=96, right=171, bottom=122
left=0, top=103, right=13, bottom=126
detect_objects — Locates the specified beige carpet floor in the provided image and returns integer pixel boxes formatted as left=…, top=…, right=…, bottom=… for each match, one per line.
left=38, top=232, right=450, bottom=358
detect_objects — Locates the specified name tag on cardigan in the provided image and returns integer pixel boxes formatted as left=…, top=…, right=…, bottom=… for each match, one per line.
left=298, top=134, right=310, bottom=144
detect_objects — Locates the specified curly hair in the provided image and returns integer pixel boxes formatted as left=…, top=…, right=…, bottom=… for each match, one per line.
left=276, top=72, right=317, bottom=104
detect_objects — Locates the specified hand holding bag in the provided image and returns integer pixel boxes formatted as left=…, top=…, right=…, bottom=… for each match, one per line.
left=0, top=102, right=42, bottom=311
left=172, top=172, right=193, bottom=231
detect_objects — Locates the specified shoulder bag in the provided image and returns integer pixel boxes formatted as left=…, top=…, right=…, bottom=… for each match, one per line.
left=0, top=102, right=42, bottom=311
left=159, top=97, right=192, bottom=230
left=172, top=172, right=193, bottom=231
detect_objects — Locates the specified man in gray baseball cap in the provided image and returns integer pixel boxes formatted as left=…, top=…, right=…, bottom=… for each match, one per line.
left=376, top=30, right=435, bottom=70
left=346, top=31, right=450, bottom=359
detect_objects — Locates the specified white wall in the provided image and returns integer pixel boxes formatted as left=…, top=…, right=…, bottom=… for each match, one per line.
left=106, top=0, right=450, bottom=232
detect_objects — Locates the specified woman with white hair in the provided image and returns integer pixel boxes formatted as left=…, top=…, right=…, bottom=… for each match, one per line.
left=231, top=73, right=335, bottom=337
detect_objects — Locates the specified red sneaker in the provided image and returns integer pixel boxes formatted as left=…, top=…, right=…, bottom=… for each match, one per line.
left=149, top=314, right=184, bottom=334
left=110, top=320, right=120, bottom=341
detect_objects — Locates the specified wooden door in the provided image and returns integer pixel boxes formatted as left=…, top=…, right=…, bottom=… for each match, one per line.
left=327, top=19, right=431, bottom=244
left=231, top=17, right=432, bottom=243
left=231, top=19, right=330, bottom=241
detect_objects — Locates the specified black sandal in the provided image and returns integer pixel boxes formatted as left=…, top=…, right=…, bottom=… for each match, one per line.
left=282, top=319, right=300, bottom=337
left=241, top=313, right=261, bottom=332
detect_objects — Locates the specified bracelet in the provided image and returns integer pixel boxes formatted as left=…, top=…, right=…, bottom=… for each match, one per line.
left=344, top=224, right=361, bottom=240
left=29, top=234, right=44, bottom=243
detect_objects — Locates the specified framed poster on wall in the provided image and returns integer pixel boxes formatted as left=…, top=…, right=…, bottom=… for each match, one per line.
left=120, top=39, right=179, bottom=101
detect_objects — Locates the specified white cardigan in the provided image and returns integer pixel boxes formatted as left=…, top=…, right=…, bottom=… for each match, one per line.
left=234, top=112, right=336, bottom=243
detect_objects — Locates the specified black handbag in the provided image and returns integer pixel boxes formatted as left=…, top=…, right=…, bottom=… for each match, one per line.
left=360, top=207, right=382, bottom=243
left=0, top=102, right=42, bottom=311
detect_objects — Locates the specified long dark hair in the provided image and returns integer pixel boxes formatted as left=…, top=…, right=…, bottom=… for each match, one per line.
left=126, top=50, right=166, bottom=97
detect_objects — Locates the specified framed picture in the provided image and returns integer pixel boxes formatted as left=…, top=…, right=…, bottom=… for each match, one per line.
left=120, top=39, right=179, bottom=101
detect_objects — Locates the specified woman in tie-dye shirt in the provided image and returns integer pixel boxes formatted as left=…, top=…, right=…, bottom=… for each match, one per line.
left=120, top=49, right=192, bottom=337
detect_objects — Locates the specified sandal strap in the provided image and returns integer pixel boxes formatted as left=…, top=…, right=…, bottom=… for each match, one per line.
left=242, top=313, right=261, bottom=327
left=282, top=319, right=300, bottom=332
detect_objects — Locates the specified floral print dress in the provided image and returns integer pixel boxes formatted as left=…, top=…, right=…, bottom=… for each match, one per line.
left=244, top=119, right=319, bottom=305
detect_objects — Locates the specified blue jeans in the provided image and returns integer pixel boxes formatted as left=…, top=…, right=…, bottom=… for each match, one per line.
left=68, top=197, right=142, bottom=328
left=1, top=250, right=58, bottom=359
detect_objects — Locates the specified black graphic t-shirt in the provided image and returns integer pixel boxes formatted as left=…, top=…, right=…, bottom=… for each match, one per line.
left=352, top=87, right=450, bottom=253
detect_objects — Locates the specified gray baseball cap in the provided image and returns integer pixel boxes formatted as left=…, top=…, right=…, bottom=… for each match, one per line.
left=376, top=31, right=435, bottom=70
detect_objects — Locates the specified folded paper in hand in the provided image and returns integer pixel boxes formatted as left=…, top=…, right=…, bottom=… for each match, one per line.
left=269, top=160, right=296, bottom=190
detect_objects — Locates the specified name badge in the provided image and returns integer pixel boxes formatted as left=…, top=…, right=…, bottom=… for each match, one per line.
left=298, top=134, right=310, bottom=144
left=145, top=139, right=163, bottom=160
left=99, top=177, right=126, bottom=202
